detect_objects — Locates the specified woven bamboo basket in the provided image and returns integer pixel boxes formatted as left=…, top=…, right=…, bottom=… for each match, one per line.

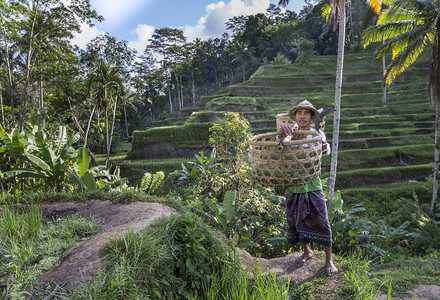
left=276, top=113, right=295, bottom=131
left=248, top=130, right=322, bottom=187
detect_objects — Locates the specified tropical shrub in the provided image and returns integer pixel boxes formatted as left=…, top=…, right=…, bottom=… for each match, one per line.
left=0, top=124, right=129, bottom=193
left=88, top=212, right=235, bottom=299
left=139, top=171, right=165, bottom=194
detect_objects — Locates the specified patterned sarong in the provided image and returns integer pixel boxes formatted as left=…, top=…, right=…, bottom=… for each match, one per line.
left=286, top=189, right=332, bottom=247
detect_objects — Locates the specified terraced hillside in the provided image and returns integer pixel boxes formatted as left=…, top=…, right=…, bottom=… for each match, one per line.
left=125, top=50, right=435, bottom=204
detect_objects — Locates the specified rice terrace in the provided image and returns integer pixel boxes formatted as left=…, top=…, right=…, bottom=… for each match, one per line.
left=1, top=0, right=440, bottom=299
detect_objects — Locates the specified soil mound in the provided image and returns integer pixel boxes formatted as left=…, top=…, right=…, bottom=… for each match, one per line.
left=34, top=200, right=175, bottom=292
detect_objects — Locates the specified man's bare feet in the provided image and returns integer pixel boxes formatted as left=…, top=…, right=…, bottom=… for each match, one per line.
left=294, top=252, right=313, bottom=267
left=325, top=261, right=338, bottom=276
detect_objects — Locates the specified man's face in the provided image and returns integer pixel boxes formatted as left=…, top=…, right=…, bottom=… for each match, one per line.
left=295, top=108, right=313, bottom=130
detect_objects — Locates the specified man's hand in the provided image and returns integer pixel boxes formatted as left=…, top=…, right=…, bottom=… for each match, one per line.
left=322, top=142, right=328, bottom=155
left=280, top=125, right=298, bottom=137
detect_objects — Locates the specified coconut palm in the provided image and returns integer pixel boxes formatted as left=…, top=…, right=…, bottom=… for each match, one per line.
left=89, top=60, right=123, bottom=168
left=279, top=0, right=381, bottom=199
left=362, top=0, right=440, bottom=215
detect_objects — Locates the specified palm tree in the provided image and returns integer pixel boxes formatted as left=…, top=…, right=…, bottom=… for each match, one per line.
left=230, top=40, right=252, bottom=82
left=279, top=0, right=381, bottom=200
left=362, top=0, right=440, bottom=215
left=89, top=60, right=123, bottom=168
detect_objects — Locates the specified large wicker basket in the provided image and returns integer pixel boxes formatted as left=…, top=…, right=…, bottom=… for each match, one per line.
left=248, top=130, right=322, bottom=187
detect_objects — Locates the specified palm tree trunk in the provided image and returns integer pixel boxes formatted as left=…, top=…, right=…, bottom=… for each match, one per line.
left=430, top=35, right=440, bottom=215
left=39, top=75, right=44, bottom=125
left=105, top=106, right=110, bottom=168
left=191, top=69, right=196, bottom=106
left=84, top=104, right=97, bottom=148
left=0, top=85, right=4, bottom=124
left=382, top=39, right=387, bottom=105
left=168, top=85, right=173, bottom=113
left=108, top=96, right=118, bottom=168
left=328, top=0, right=346, bottom=200
left=432, top=101, right=439, bottom=215
left=180, top=75, right=184, bottom=108
left=242, top=57, right=246, bottom=82
left=124, top=105, right=129, bottom=138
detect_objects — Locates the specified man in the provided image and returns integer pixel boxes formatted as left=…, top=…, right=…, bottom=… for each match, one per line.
left=279, top=100, right=338, bottom=276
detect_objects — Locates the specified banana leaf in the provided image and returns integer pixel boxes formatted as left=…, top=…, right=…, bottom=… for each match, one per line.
left=224, top=190, right=237, bottom=224
left=27, top=154, right=51, bottom=171
left=6, top=169, right=45, bottom=178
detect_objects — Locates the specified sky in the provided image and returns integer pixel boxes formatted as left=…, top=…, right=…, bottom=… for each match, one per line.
left=72, top=0, right=307, bottom=54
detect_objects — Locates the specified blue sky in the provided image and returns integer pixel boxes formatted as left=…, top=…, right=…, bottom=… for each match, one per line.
left=72, top=0, right=307, bottom=53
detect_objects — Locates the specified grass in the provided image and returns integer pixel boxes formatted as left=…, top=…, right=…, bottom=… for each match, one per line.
left=0, top=203, right=100, bottom=298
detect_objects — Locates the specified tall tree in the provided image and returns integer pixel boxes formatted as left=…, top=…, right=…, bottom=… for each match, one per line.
left=279, top=0, right=380, bottom=200
left=362, top=0, right=440, bottom=215
left=147, top=27, right=186, bottom=114
left=230, top=40, right=252, bottom=82
left=7, top=0, right=102, bottom=131
left=88, top=60, right=123, bottom=168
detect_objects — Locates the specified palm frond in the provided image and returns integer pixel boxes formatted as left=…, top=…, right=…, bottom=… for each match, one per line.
left=384, top=33, right=430, bottom=85
left=362, top=20, right=422, bottom=47
left=377, top=8, right=417, bottom=24
left=390, top=0, right=436, bottom=14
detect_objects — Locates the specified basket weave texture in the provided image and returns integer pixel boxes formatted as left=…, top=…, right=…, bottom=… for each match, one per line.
left=248, top=130, right=322, bottom=187
left=276, top=113, right=295, bottom=131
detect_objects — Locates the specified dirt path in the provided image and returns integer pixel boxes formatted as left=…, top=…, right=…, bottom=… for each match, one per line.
left=34, top=200, right=175, bottom=292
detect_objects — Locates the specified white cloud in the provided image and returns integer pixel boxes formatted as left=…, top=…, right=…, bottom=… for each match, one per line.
left=128, top=24, right=155, bottom=54
left=184, top=0, right=270, bottom=40
left=71, top=22, right=105, bottom=49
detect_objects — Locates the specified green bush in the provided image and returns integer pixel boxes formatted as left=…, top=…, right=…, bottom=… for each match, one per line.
left=80, top=212, right=235, bottom=299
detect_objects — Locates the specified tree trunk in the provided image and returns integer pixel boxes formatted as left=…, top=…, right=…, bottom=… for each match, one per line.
left=124, top=105, right=129, bottom=138
left=107, top=96, right=118, bottom=169
left=430, top=36, right=440, bottom=215
left=242, top=57, right=246, bottom=82
left=105, top=106, right=110, bottom=168
left=0, top=10, right=15, bottom=128
left=382, top=40, right=387, bottom=105
left=327, top=0, right=346, bottom=200
left=180, top=75, right=184, bottom=109
left=191, top=69, right=196, bottom=106
left=84, top=104, right=97, bottom=148
left=18, top=2, right=39, bottom=132
left=175, top=73, right=181, bottom=112
left=0, top=85, right=4, bottom=124
left=168, top=85, right=173, bottom=113
left=432, top=101, right=439, bottom=215
left=39, top=75, right=44, bottom=125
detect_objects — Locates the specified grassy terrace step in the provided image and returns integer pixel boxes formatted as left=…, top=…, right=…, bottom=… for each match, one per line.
left=321, top=144, right=434, bottom=172
left=322, top=163, right=433, bottom=189
left=337, top=134, right=433, bottom=150
left=325, top=121, right=433, bottom=133
left=328, top=128, right=432, bottom=139
left=118, top=158, right=195, bottom=186
left=341, top=181, right=432, bottom=211
left=341, top=103, right=432, bottom=117
left=340, top=113, right=434, bottom=124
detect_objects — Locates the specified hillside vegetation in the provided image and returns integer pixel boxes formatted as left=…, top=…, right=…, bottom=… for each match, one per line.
left=125, top=49, right=434, bottom=206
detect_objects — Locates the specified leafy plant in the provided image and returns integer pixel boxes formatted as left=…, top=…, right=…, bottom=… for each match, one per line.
left=2, top=125, right=79, bottom=191
left=202, top=190, right=250, bottom=241
left=139, top=171, right=165, bottom=194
